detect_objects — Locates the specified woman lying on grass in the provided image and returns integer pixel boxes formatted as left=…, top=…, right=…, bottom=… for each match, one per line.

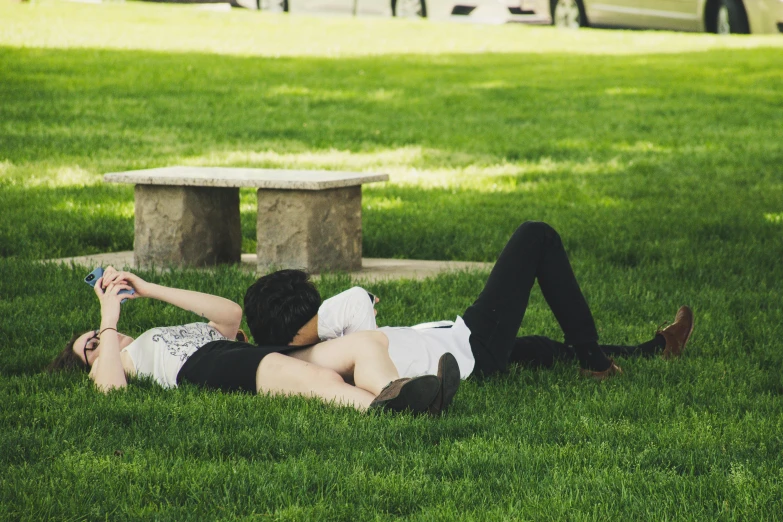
left=47, top=267, right=449, bottom=414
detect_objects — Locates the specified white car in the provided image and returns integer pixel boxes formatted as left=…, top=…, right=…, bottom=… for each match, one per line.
left=259, top=0, right=426, bottom=17
left=259, top=0, right=548, bottom=21
left=538, top=0, right=783, bottom=34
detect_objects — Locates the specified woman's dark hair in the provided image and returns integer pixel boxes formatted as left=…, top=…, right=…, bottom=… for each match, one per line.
left=244, top=269, right=322, bottom=346
left=47, top=333, right=89, bottom=373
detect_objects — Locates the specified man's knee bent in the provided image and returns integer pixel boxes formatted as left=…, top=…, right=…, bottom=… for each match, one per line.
left=357, top=331, right=390, bottom=357
left=515, top=221, right=559, bottom=242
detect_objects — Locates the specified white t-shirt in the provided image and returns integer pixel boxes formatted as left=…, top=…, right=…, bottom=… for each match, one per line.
left=317, top=287, right=475, bottom=379
left=380, top=318, right=475, bottom=379
left=122, top=322, right=227, bottom=388
left=317, top=286, right=379, bottom=340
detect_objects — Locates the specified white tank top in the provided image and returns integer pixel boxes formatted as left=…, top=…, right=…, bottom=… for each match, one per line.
left=122, top=322, right=227, bottom=388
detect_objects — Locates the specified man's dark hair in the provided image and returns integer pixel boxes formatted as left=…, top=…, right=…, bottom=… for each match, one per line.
left=244, top=269, right=322, bottom=346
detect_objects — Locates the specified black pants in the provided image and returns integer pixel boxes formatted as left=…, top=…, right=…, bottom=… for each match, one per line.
left=463, top=221, right=599, bottom=376
left=510, top=335, right=650, bottom=369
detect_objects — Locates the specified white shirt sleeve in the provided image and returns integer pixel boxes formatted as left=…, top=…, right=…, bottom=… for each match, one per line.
left=317, top=286, right=378, bottom=340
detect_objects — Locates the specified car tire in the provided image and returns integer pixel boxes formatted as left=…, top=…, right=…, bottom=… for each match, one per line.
left=550, top=0, right=588, bottom=28
left=391, top=0, right=427, bottom=18
left=713, top=0, right=749, bottom=34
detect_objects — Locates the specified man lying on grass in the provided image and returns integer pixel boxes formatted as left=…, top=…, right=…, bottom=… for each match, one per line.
left=48, top=266, right=452, bottom=414
left=244, top=221, right=695, bottom=397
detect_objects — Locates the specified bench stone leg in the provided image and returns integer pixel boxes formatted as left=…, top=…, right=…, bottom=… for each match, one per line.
left=256, top=186, right=362, bottom=273
left=134, top=185, right=241, bottom=267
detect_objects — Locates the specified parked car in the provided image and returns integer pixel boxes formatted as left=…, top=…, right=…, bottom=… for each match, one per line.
left=258, top=0, right=537, bottom=20
left=259, top=0, right=427, bottom=17
left=530, top=0, right=783, bottom=34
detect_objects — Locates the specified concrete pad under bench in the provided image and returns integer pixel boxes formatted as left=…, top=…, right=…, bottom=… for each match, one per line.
left=44, top=251, right=494, bottom=283
left=104, top=167, right=388, bottom=273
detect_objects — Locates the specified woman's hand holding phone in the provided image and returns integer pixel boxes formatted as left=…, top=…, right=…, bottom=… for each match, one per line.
left=84, top=266, right=141, bottom=303
left=100, top=266, right=149, bottom=298
left=92, top=275, right=135, bottom=328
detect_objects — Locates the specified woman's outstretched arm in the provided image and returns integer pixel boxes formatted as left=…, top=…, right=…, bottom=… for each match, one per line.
left=89, top=277, right=131, bottom=392
left=100, top=266, right=243, bottom=340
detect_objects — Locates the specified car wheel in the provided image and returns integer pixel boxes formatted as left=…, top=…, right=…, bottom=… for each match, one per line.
left=714, top=0, right=749, bottom=34
left=392, top=0, right=427, bottom=18
left=550, top=0, right=588, bottom=28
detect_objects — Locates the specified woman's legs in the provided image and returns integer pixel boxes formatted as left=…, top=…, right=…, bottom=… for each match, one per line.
left=256, top=353, right=376, bottom=410
left=285, top=331, right=399, bottom=396
left=271, top=332, right=441, bottom=414
left=463, top=221, right=611, bottom=376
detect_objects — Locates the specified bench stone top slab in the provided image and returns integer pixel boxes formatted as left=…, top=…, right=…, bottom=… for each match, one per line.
left=104, top=166, right=389, bottom=190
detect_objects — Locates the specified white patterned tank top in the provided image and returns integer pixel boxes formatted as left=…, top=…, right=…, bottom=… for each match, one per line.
left=122, top=322, right=227, bottom=388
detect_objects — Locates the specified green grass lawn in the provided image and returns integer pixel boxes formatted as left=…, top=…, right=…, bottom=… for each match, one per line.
left=2, top=1, right=783, bottom=519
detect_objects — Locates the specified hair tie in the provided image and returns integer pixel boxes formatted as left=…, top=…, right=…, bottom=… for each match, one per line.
left=99, top=327, right=118, bottom=337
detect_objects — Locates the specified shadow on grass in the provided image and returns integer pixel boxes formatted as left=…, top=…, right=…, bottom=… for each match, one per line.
left=0, top=184, right=134, bottom=258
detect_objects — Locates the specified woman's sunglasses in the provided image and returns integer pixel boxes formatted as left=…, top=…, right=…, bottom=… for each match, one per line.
left=82, top=330, right=100, bottom=368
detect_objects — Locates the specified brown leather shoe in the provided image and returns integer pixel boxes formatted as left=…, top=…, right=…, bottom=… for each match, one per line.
left=369, top=376, right=439, bottom=414
left=658, top=306, right=694, bottom=359
left=578, top=359, right=623, bottom=381
left=428, top=353, right=461, bottom=417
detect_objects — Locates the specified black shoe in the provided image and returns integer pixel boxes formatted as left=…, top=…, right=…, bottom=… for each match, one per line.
left=369, top=376, right=440, bottom=414
left=428, top=352, right=461, bottom=417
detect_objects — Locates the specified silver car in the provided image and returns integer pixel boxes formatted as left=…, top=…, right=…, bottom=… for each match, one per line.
left=536, top=0, right=783, bottom=33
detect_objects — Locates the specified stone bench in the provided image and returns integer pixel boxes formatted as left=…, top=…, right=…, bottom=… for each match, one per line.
left=103, top=166, right=388, bottom=273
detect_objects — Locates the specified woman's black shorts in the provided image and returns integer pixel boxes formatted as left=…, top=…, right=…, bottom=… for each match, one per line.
left=176, top=340, right=297, bottom=394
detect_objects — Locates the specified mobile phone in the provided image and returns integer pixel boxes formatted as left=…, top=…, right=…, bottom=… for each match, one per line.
left=84, top=267, right=104, bottom=287
left=84, top=267, right=135, bottom=303
left=367, top=292, right=376, bottom=305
